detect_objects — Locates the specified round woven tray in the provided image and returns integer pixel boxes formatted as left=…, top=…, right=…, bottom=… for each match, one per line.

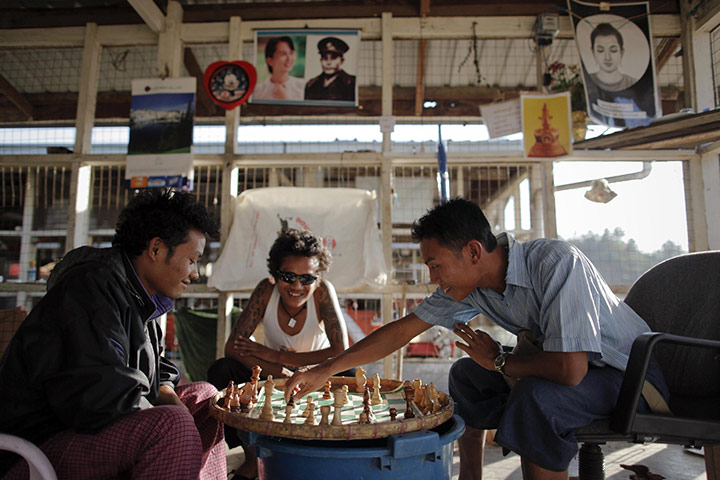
left=209, top=376, right=454, bottom=441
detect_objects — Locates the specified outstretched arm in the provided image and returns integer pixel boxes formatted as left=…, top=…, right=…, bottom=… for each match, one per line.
left=284, top=312, right=432, bottom=400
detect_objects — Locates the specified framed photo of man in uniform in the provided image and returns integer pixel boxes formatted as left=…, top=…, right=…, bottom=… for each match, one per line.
left=251, top=29, right=360, bottom=107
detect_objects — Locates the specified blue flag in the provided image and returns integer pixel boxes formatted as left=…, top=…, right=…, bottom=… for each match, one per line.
left=437, top=125, right=449, bottom=202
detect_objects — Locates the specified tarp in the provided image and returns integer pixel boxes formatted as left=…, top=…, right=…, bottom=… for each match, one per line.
left=208, top=187, right=387, bottom=291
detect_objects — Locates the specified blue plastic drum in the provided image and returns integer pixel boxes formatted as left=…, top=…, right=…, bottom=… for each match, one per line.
left=250, top=414, right=465, bottom=480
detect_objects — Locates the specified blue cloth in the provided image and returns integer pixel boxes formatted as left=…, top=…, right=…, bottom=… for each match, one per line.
left=449, top=357, right=668, bottom=471
left=411, top=233, right=652, bottom=371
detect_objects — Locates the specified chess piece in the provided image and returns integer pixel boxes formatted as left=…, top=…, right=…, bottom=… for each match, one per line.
left=283, top=404, right=294, bottom=424
left=371, top=373, right=382, bottom=405
left=389, top=407, right=397, bottom=421
left=251, top=365, right=262, bottom=403
left=301, top=396, right=313, bottom=417
left=304, top=401, right=316, bottom=425
left=322, top=380, right=332, bottom=399
left=239, top=384, right=253, bottom=413
left=341, top=385, right=349, bottom=405
left=319, top=405, right=331, bottom=425
left=259, top=376, right=275, bottom=421
left=229, top=390, right=241, bottom=413
left=288, top=390, right=296, bottom=407
left=223, top=380, right=235, bottom=409
left=331, top=390, right=344, bottom=426
left=423, top=383, right=435, bottom=415
left=358, top=412, right=368, bottom=424
left=403, top=382, right=415, bottom=419
left=264, top=375, right=275, bottom=398
left=429, top=383, right=441, bottom=413
left=412, top=378, right=423, bottom=403
left=259, top=397, right=274, bottom=421
left=362, top=386, right=374, bottom=422
left=417, top=385, right=427, bottom=411
left=355, top=366, right=366, bottom=393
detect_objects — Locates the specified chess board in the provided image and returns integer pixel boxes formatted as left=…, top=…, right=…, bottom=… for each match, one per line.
left=209, top=376, right=454, bottom=441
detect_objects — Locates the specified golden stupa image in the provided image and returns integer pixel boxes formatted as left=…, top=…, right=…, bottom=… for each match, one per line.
left=528, top=103, right=567, bottom=157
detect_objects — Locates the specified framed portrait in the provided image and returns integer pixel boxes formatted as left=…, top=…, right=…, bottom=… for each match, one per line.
left=568, top=0, right=661, bottom=127
left=251, top=28, right=360, bottom=107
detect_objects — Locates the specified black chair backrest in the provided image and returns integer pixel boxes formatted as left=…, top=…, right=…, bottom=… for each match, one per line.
left=623, top=251, right=720, bottom=418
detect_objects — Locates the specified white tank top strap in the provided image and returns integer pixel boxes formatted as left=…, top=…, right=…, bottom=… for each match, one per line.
left=262, top=285, right=330, bottom=353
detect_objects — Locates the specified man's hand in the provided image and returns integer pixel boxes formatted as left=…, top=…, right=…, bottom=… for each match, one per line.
left=453, top=323, right=501, bottom=371
left=230, top=337, right=281, bottom=364
left=283, top=363, right=333, bottom=402
left=156, top=384, right=187, bottom=409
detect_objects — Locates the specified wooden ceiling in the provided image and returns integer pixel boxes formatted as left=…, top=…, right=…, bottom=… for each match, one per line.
left=0, top=1, right=680, bottom=29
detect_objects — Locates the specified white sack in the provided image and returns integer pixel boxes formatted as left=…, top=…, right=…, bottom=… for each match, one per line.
left=208, top=187, right=387, bottom=291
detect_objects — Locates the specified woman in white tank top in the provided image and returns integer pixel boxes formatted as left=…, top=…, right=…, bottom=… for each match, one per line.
left=208, top=227, right=349, bottom=386
left=207, top=228, right=351, bottom=480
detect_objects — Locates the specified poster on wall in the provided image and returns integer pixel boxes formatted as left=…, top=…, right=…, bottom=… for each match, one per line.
left=568, top=0, right=661, bottom=128
left=250, top=29, right=360, bottom=107
left=521, top=92, right=572, bottom=159
left=126, top=77, right=196, bottom=190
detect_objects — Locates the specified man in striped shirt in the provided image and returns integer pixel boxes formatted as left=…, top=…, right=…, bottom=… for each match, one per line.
left=286, top=197, right=668, bottom=480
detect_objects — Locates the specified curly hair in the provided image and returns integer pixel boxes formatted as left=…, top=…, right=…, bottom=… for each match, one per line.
left=267, top=228, right=332, bottom=278
left=113, top=188, right=219, bottom=258
left=411, top=197, right=497, bottom=253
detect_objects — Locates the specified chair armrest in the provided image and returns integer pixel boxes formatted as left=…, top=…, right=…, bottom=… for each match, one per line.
left=611, top=332, right=720, bottom=434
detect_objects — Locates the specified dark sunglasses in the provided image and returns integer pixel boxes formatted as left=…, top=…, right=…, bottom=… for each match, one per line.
left=276, top=270, right=318, bottom=285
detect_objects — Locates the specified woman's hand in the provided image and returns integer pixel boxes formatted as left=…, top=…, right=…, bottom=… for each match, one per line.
left=230, top=337, right=281, bottom=364
left=453, top=323, right=501, bottom=371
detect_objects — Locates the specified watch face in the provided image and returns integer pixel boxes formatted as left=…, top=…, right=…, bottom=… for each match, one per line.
left=204, top=61, right=257, bottom=110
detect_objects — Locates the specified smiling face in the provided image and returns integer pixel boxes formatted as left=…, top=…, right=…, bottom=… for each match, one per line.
left=144, top=229, right=205, bottom=299
left=592, top=35, right=623, bottom=74
left=267, top=40, right=295, bottom=79
left=320, top=52, right=344, bottom=75
left=420, top=237, right=477, bottom=301
left=275, top=255, right=320, bottom=310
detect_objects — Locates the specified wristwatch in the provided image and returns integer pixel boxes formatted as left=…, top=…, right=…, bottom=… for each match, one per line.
left=494, top=352, right=509, bottom=376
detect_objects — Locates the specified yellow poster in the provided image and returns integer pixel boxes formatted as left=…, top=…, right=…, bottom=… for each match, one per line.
left=521, top=92, right=572, bottom=158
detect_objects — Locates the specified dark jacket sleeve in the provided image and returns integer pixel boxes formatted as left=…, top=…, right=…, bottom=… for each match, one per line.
left=26, top=266, right=151, bottom=433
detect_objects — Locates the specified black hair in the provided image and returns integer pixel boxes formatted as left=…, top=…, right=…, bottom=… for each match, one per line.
left=267, top=228, right=331, bottom=278
left=411, top=198, right=497, bottom=253
left=113, top=188, right=219, bottom=258
left=265, top=36, right=294, bottom=74
left=590, top=23, right=624, bottom=50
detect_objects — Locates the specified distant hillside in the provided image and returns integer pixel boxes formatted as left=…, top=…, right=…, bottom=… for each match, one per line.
left=565, top=228, right=686, bottom=287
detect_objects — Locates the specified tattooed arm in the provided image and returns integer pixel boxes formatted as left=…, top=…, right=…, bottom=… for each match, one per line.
left=223, top=279, right=290, bottom=377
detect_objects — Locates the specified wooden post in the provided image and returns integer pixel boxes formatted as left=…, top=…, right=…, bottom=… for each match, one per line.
left=381, top=12, right=396, bottom=379
left=67, top=22, right=100, bottom=252
left=217, top=16, right=243, bottom=359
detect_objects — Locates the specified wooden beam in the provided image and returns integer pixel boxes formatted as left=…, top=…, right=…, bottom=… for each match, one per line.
left=184, top=47, right=220, bottom=116
left=0, top=86, right=684, bottom=123
left=128, top=0, right=165, bottom=34
left=576, top=109, right=720, bottom=150
left=655, top=37, right=681, bottom=71
left=415, top=0, right=431, bottom=116
left=0, top=14, right=683, bottom=48
left=0, top=73, right=33, bottom=120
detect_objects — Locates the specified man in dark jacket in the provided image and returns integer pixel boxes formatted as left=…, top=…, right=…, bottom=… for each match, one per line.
left=304, top=36, right=356, bottom=102
left=0, top=188, right=226, bottom=480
